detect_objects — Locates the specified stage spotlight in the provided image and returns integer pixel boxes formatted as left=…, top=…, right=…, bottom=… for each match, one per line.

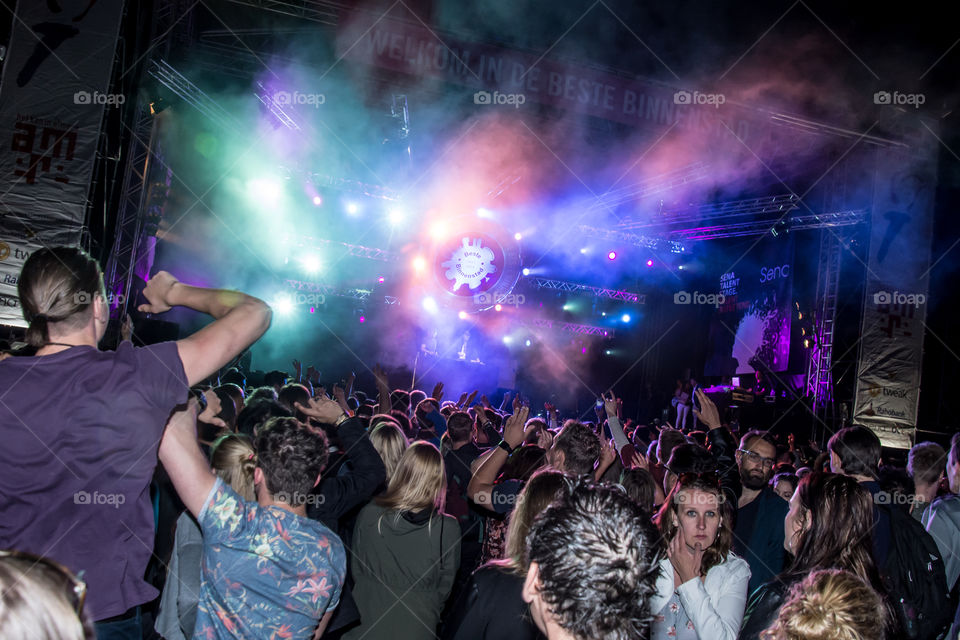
left=581, top=347, right=587, bottom=354
left=494, top=304, right=502, bottom=312
left=678, top=264, right=684, bottom=270
left=522, top=268, right=530, bottom=276
left=621, top=313, right=631, bottom=323
left=378, top=276, right=385, bottom=283
left=503, top=336, right=512, bottom=345
left=514, top=232, right=522, bottom=241
left=458, top=310, right=468, bottom=320
left=422, top=297, right=438, bottom=313
left=359, top=315, right=366, bottom=323
left=413, top=256, right=427, bottom=272
left=525, top=339, right=531, bottom=347
left=312, top=195, right=322, bottom=206
left=646, top=259, right=654, bottom=267
left=605, top=349, right=612, bottom=355
left=580, top=248, right=589, bottom=255
left=477, top=208, right=495, bottom=219
left=247, top=178, right=283, bottom=203
left=309, top=307, right=316, bottom=313
left=273, top=296, right=293, bottom=315
left=346, top=201, right=359, bottom=215
left=607, top=251, right=617, bottom=260
left=430, top=221, right=447, bottom=240
left=300, top=255, right=322, bottom=274
left=388, top=208, right=405, bottom=225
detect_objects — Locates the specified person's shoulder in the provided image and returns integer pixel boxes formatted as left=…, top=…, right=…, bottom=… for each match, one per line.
left=721, top=553, right=752, bottom=580
left=929, top=493, right=960, bottom=515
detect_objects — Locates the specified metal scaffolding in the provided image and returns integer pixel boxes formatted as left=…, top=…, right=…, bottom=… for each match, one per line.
left=530, top=278, right=645, bottom=303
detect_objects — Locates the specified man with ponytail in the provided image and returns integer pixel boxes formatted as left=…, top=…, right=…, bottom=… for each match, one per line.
left=0, top=246, right=271, bottom=639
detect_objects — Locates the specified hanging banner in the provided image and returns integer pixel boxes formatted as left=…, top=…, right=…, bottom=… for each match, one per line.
left=0, top=0, right=124, bottom=326
left=853, top=131, right=938, bottom=449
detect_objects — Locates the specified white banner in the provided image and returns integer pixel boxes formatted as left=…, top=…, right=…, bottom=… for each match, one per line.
left=0, top=0, right=124, bottom=326
left=853, top=135, right=938, bottom=449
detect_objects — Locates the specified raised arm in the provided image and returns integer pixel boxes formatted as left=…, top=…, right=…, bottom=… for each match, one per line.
left=467, top=406, right=529, bottom=510
left=139, top=271, right=272, bottom=386
left=157, top=398, right=217, bottom=518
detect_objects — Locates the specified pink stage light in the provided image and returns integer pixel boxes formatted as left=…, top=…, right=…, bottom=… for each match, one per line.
left=359, top=316, right=365, bottom=323
left=494, top=304, right=502, bottom=312
left=646, top=259, right=654, bottom=266
left=312, top=196, right=322, bottom=206
left=607, top=251, right=617, bottom=260
left=378, top=276, right=385, bottom=283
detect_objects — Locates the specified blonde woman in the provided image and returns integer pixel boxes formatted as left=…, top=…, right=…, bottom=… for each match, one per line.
left=369, top=420, right=409, bottom=486
left=346, top=442, right=461, bottom=640
left=442, top=469, right=568, bottom=640
left=0, top=550, right=93, bottom=640
left=761, top=569, right=885, bottom=640
left=156, top=434, right=256, bottom=640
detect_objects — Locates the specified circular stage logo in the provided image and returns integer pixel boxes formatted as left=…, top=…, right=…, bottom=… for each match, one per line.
left=429, top=217, right=522, bottom=311
left=440, top=235, right=500, bottom=294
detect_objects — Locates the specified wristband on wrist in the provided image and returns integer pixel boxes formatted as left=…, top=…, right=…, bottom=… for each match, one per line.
left=498, top=439, right=515, bottom=454
left=190, top=388, right=208, bottom=414
left=335, top=413, right=349, bottom=426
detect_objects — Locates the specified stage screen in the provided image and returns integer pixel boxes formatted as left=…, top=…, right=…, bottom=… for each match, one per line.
left=704, top=236, right=794, bottom=377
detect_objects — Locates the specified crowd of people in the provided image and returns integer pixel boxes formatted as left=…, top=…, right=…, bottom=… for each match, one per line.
left=2, top=246, right=960, bottom=640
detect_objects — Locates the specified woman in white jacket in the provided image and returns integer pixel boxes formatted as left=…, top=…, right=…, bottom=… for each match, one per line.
left=650, top=472, right=751, bottom=640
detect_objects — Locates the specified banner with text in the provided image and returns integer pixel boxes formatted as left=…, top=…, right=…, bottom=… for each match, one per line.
left=0, top=0, right=124, bottom=326
left=335, top=10, right=763, bottom=144
left=854, top=140, right=938, bottom=449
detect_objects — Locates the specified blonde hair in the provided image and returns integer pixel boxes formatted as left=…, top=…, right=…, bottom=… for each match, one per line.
left=0, top=552, right=93, bottom=640
left=498, top=469, right=567, bottom=574
left=210, top=434, right=256, bottom=501
left=762, top=569, right=885, bottom=640
left=370, top=422, right=409, bottom=484
left=376, top=441, right=446, bottom=518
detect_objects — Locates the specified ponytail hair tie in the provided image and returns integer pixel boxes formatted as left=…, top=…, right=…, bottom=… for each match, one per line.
left=248, top=453, right=255, bottom=460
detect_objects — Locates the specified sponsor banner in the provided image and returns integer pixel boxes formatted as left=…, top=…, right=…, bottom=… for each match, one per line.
left=0, top=0, right=124, bottom=326
left=853, top=142, right=938, bottom=448
left=704, top=235, right=794, bottom=377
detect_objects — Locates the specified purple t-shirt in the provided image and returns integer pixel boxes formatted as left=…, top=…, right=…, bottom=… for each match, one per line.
left=0, top=341, right=188, bottom=620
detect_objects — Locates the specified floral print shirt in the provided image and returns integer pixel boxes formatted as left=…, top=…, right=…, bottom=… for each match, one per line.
left=193, top=479, right=346, bottom=639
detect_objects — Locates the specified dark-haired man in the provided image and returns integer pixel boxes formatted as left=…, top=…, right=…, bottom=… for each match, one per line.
left=159, top=396, right=347, bottom=639
left=908, top=441, right=947, bottom=522
left=732, top=430, right=789, bottom=593
left=468, top=412, right=600, bottom=515
left=828, top=425, right=891, bottom=566
left=522, top=480, right=661, bottom=640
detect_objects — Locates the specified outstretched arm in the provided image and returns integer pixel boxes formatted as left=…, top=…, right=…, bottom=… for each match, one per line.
left=139, top=271, right=272, bottom=386
left=158, top=398, right=217, bottom=518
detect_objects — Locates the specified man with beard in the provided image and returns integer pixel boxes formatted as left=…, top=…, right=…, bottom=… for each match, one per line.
left=733, top=430, right=789, bottom=594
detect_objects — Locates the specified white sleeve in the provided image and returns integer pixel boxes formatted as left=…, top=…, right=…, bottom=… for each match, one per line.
left=607, top=416, right=630, bottom=452
left=676, top=559, right=751, bottom=640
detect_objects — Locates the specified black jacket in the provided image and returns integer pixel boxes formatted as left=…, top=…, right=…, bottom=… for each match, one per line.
left=737, top=576, right=795, bottom=640
left=440, top=564, right=544, bottom=640
left=306, top=416, right=386, bottom=635
left=308, top=416, right=386, bottom=530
